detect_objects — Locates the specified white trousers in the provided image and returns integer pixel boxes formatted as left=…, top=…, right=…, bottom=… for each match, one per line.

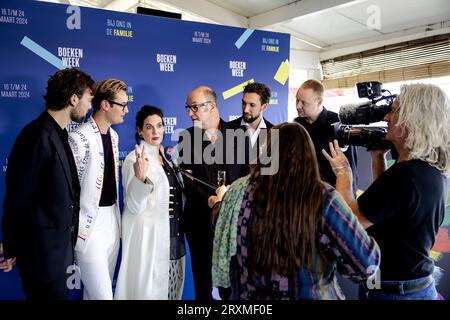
left=76, top=205, right=120, bottom=300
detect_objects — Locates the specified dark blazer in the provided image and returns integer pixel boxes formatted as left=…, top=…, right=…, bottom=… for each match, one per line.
left=294, top=108, right=358, bottom=192
left=227, top=116, right=274, bottom=176
left=177, top=118, right=248, bottom=299
left=178, top=119, right=246, bottom=227
left=2, top=112, right=80, bottom=282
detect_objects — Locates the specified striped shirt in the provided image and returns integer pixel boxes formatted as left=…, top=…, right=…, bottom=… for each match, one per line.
left=213, top=177, right=380, bottom=300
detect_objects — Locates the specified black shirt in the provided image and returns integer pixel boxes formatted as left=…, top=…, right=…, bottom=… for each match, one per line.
left=358, top=159, right=448, bottom=280
left=178, top=119, right=248, bottom=300
left=227, top=116, right=274, bottom=177
left=99, top=130, right=116, bottom=207
left=294, top=107, right=358, bottom=192
left=179, top=119, right=246, bottom=227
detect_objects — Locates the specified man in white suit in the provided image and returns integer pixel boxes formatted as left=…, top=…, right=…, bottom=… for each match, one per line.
left=69, top=79, right=128, bottom=299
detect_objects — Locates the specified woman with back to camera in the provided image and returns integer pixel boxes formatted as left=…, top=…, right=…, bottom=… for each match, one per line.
left=115, top=105, right=185, bottom=300
left=212, top=122, right=380, bottom=299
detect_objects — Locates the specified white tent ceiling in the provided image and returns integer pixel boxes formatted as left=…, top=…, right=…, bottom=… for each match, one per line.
left=40, top=0, right=450, bottom=60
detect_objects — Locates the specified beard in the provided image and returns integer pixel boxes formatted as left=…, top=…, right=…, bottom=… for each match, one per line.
left=70, top=107, right=86, bottom=123
left=243, top=113, right=260, bottom=124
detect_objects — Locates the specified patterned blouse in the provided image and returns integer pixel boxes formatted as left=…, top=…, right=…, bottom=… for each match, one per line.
left=212, top=176, right=380, bottom=300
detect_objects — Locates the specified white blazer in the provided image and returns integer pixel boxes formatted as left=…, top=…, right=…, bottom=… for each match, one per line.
left=114, top=142, right=173, bottom=299
left=68, top=117, right=121, bottom=254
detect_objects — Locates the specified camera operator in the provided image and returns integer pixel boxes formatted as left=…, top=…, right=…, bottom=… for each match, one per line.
left=322, top=83, right=450, bottom=300
left=294, top=80, right=358, bottom=192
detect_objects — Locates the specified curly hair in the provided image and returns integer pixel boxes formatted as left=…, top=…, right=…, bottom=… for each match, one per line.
left=243, top=82, right=272, bottom=105
left=397, top=83, right=450, bottom=176
left=44, top=68, right=94, bottom=111
left=250, top=122, right=325, bottom=275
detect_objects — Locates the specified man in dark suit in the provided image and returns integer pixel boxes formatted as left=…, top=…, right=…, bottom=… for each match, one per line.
left=294, top=79, right=357, bottom=192
left=1, top=68, right=95, bottom=299
left=228, top=81, right=274, bottom=176
left=177, top=86, right=245, bottom=300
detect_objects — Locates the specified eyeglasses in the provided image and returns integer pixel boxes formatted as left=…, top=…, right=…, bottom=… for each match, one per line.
left=185, top=101, right=211, bottom=113
left=107, top=99, right=128, bottom=111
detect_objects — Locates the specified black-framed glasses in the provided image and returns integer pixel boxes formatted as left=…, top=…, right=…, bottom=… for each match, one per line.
left=107, top=99, right=128, bottom=111
left=185, top=100, right=211, bottom=113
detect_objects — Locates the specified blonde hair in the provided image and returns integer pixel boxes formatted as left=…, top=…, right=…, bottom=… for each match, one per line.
left=300, top=79, right=325, bottom=99
left=397, top=83, right=450, bottom=176
left=92, top=79, right=127, bottom=113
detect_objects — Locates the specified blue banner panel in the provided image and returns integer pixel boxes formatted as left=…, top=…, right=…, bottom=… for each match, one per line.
left=0, top=0, right=289, bottom=299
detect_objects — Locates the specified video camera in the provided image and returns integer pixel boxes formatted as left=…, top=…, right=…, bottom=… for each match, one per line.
left=334, top=81, right=397, bottom=150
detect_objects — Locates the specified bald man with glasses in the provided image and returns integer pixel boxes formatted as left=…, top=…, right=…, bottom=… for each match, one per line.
left=177, top=86, right=246, bottom=300
left=68, top=79, right=129, bottom=300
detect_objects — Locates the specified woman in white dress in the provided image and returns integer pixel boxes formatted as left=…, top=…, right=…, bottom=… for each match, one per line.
left=115, top=105, right=186, bottom=300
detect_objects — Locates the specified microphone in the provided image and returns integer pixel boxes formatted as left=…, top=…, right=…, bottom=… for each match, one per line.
left=178, top=167, right=217, bottom=190
left=169, top=157, right=186, bottom=189
left=165, top=145, right=216, bottom=190
left=163, top=145, right=186, bottom=189
left=338, top=101, right=372, bottom=125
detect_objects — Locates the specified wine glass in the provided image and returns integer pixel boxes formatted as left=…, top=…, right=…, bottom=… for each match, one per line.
left=217, top=170, right=226, bottom=187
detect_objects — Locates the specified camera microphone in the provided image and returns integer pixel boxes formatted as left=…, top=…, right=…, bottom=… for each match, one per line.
left=339, top=100, right=392, bottom=125
left=333, top=81, right=397, bottom=150
left=338, top=101, right=372, bottom=124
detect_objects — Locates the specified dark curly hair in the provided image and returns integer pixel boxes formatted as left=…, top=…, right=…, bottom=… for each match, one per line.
left=243, top=82, right=272, bottom=105
left=135, top=105, right=164, bottom=144
left=44, top=68, right=95, bottom=111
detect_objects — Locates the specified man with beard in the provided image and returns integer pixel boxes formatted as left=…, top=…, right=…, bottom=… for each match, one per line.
left=68, top=79, right=128, bottom=300
left=1, top=68, right=94, bottom=299
left=228, top=81, right=274, bottom=176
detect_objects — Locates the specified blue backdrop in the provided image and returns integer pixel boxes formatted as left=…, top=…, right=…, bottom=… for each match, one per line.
left=0, top=0, right=290, bottom=299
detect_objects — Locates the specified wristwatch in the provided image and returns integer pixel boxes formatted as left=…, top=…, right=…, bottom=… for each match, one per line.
left=144, top=176, right=152, bottom=185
